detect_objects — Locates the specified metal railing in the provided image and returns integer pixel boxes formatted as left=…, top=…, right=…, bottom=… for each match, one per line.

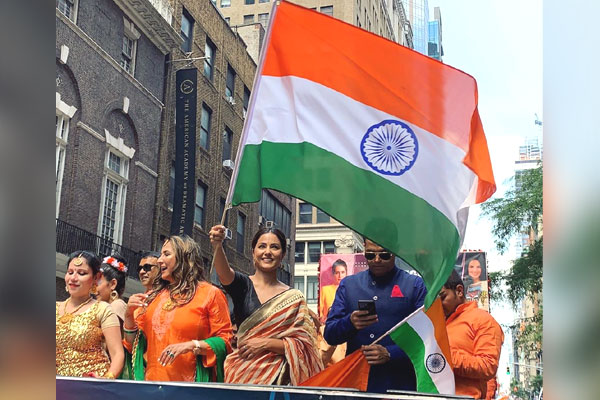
left=56, top=219, right=142, bottom=280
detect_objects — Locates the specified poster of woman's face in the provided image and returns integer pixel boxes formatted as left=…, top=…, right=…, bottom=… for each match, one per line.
left=454, top=251, right=489, bottom=311
left=319, top=253, right=367, bottom=287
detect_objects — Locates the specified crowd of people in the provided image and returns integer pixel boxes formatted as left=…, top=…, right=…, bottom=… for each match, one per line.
left=56, top=226, right=503, bottom=399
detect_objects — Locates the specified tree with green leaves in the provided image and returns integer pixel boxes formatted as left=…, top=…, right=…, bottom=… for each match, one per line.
left=481, top=163, right=543, bottom=399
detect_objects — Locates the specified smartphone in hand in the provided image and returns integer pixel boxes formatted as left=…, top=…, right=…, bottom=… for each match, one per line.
left=358, top=299, right=377, bottom=316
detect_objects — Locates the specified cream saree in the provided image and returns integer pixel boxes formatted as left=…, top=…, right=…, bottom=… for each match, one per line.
left=224, top=289, right=323, bottom=385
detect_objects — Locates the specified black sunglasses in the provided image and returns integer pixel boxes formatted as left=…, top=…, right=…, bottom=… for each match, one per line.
left=138, top=263, right=157, bottom=273
left=364, top=251, right=392, bottom=261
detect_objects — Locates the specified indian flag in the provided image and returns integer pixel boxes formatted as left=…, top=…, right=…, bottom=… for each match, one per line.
left=388, top=299, right=455, bottom=394
left=226, top=1, right=495, bottom=307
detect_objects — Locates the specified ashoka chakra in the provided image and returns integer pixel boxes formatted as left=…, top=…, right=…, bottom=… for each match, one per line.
left=426, top=353, right=446, bottom=374
left=360, top=120, right=419, bottom=176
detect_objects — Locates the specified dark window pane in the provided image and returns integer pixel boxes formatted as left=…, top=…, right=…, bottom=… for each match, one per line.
left=294, top=276, right=304, bottom=293
left=306, top=276, right=319, bottom=304
left=222, top=126, right=232, bottom=161
left=323, top=241, right=335, bottom=254
left=236, top=213, right=246, bottom=253
left=316, top=208, right=329, bottom=223
left=308, top=242, right=320, bottom=263
left=299, top=203, right=312, bottom=224
left=295, top=241, right=305, bottom=263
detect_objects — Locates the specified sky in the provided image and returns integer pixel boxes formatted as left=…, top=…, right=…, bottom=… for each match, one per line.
left=426, top=0, right=543, bottom=393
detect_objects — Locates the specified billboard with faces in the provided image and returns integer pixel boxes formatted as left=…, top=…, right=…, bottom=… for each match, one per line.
left=454, top=251, right=489, bottom=311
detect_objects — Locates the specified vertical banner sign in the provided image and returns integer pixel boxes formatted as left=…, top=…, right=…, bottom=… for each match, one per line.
left=170, top=68, right=197, bottom=236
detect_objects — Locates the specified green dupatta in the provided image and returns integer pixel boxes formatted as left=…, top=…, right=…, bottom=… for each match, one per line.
left=126, top=331, right=226, bottom=382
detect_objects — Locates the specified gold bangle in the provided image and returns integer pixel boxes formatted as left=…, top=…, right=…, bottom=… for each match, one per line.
left=192, top=340, right=203, bottom=356
left=104, top=372, right=116, bottom=379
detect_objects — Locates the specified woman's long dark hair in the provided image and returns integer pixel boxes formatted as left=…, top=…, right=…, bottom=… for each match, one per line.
left=145, top=235, right=207, bottom=308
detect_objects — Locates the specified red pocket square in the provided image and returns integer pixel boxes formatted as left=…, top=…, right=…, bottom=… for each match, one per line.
left=391, top=285, right=404, bottom=297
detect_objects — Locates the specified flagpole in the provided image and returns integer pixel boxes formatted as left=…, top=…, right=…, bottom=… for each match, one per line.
left=369, top=305, right=424, bottom=345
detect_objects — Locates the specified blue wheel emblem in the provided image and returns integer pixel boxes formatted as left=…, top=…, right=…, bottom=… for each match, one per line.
left=360, top=120, right=418, bottom=176
left=426, top=353, right=446, bottom=374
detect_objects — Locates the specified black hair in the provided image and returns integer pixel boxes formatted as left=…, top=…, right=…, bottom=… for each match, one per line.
left=140, top=250, right=161, bottom=259
left=250, top=227, right=287, bottom=256
left=67, top=251, right=101, bottom=275
left=100, top=253, right=127, bottom=296
left=443, top=269, right=464, bottom=291
left=331, top=259, right=347, bottom=273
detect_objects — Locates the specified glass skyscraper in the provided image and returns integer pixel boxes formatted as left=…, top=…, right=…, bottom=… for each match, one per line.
left=402, top=0, right=429, bottom=55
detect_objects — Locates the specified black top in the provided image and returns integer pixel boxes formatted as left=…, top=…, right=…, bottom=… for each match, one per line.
left=222, top=271, right=262, bottom=327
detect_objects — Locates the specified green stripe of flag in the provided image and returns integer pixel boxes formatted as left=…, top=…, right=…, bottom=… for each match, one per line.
left=232, top=141, right=460, bottom=307
left=389, top=322, right=438, bottom=394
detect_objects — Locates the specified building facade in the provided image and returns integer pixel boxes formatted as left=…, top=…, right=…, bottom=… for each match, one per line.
left=56, top=0, right=181, bottom=298
left=294, top=202, right=364, bottom=313
left=215, top=0, right=413, bottom=50
left=153, top=0, right=295, bottom=283
left=427, top=6, right=442, bottom=61
left=402, top=0, right=428, bottom=54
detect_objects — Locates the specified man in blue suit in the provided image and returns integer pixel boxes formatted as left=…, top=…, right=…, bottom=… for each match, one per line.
left=324, top=238, right=427, bottom=393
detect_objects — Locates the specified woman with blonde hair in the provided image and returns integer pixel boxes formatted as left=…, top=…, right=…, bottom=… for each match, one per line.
left=123, top=235, right=232, bottom=382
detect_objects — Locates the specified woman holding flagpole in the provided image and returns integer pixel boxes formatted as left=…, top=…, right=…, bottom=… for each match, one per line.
left=209, top=224, right=323, bottom=385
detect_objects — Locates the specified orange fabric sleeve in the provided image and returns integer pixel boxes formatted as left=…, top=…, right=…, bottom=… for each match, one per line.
left=451, top=316, right=503, bottom=380
left=201, top=288, right=233, bottom=369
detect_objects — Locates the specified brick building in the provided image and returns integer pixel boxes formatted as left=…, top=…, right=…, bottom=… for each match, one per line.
left=153, top=0, right=295, bottom=283
left=56, top=0, right=295, bottom=299
left=55, top=0, right=181, bottom=298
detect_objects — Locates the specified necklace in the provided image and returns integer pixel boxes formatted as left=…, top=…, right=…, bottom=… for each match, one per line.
left=59, top=296, right=93, bottom=324
left=162, top=298, right=178, bottom=311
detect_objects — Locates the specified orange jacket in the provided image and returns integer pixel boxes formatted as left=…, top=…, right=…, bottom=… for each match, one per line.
left=446, top=302, right=504, bottom=399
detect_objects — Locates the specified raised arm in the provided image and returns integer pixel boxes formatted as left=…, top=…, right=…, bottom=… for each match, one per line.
left=209, top=225, right=235, bottom=285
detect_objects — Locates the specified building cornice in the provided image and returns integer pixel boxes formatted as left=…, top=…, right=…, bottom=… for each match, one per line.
left=113, top=0, right=183, bottom=55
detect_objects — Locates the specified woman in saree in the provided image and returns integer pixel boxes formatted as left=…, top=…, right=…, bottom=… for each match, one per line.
left=123, top=235, right=233, bottom=382
left=209, top=225, right=323, bottom=385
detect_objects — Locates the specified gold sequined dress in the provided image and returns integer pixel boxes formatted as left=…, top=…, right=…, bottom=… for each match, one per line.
left=56, top=300, right=119, bottom=377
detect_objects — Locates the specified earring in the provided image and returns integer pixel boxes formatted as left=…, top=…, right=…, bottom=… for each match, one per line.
left=90, top=282, right=98, bottom=296
left=110, top=290, right=118, bottom=301
left=65, top=286, right=69, bottom=293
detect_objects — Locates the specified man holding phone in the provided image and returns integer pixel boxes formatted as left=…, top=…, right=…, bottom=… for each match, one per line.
left=324, top=238, right=427, bottom=393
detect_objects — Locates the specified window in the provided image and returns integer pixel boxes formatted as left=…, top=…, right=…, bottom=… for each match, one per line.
left=294, top=276, right=304, bottom=293
left=299, top=203, right=312, bottom=224
left=57, top=0, right=77, bottom=22
left=56, top=113, right=70, bottom=218
left=308, top=242, right=321, bottom=263
left=245, top=0, right=255, bottom=4
left=259, top=190, right=292, bottom=237
left=222, top=126, right=233, bottom=161
left=180, top=8, right=194, bottom=52
left=320, top=6, right=333, bottom=16
left=295, top=242, right=305, bottom=263
left=316, top=207, right=330, bottom=223
left=204, top=38, right=216, bottom=81
left=243, top=14, right=255, bottom=24
left=243, top=86, right=250, bottom=118
left=258, top=13, right=269, bottom=28
left=168, top=162, right=175, bottom=208
left=323, top=241, right=335, bottom=254
left=200, top=104, right=212, bottom=150
left=259, top=0, right=269, bottom=3
left=220, top=0, right=230, bottom=7
left=236, top=213, right=246, bottom=253
left=120, top=19, right=139, bottom=75
left=194, top=181, right=206, bottom=227
left=98, top=146, right=131, bottom=255
left=225, top=64, right=235, bottom=99
left=306, top=276, right=319, bottom=304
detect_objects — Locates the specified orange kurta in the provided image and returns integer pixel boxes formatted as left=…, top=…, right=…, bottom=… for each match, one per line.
left=135, top=282, right=232, bottom=381
left=319, top=284, right=338, bottom=322
left=446, top=302, right=504, bottom=399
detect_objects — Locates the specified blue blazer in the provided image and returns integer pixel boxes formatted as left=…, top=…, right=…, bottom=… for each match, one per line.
left=324, top=266, right=427, bottom=393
